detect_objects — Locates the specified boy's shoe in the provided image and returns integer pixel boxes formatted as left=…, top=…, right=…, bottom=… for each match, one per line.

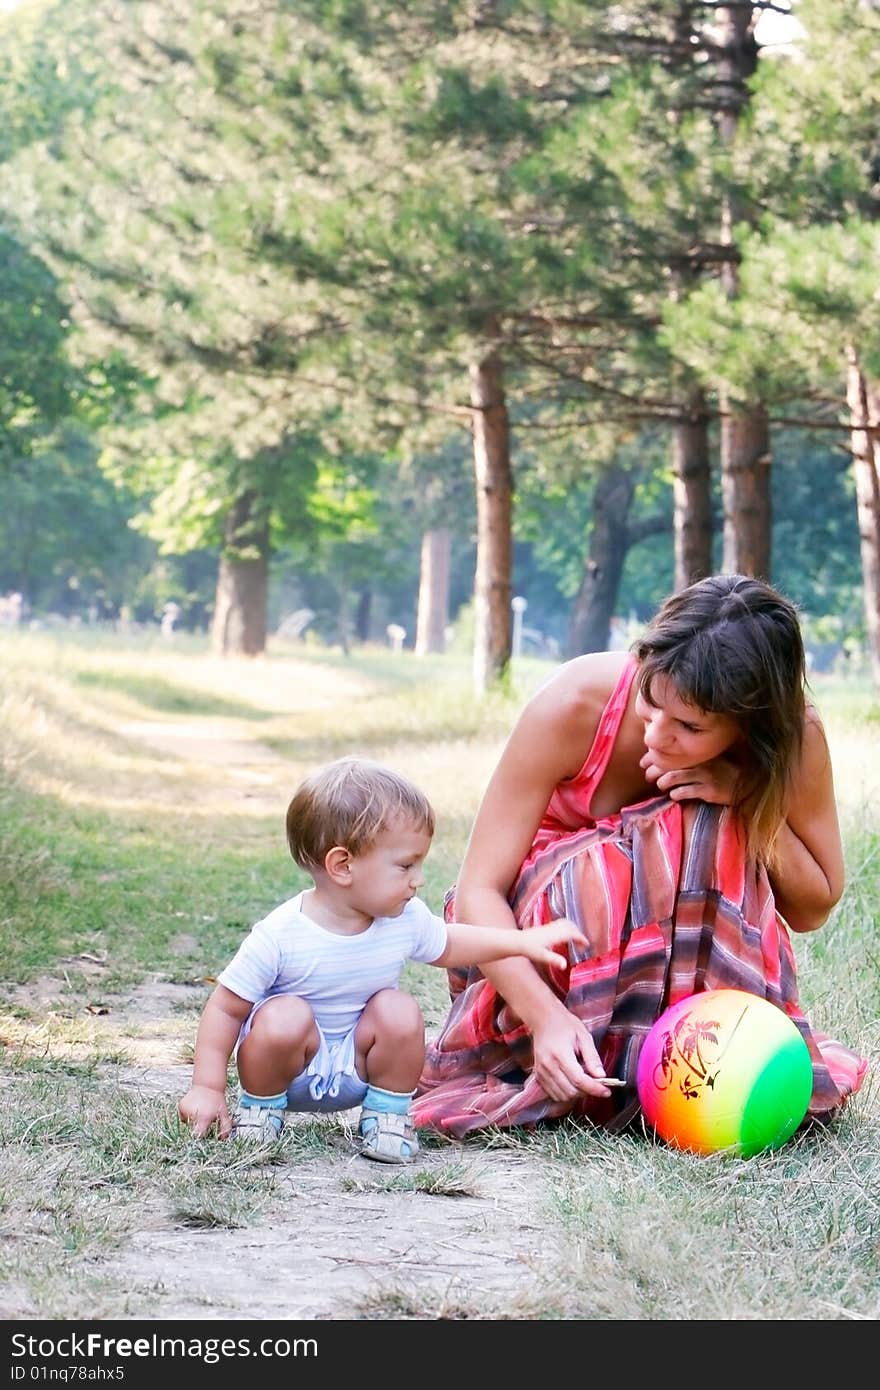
left=358, top=1107, right=419, bottom=1164
left=231, top=1101, right=286, bottom=1144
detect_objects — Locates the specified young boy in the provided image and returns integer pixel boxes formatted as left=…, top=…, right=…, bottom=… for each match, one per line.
left=178, top=756, right=586, bottom=1164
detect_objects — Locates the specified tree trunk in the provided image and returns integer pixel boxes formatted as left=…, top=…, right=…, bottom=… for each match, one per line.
left=336, top=585, right=351, bottom=655
left=672, top=386, right=713, bottom=588
left=846, top=347, right=880, bottom=690
left=210, top=490, right=269, bottom=656
left=469, top=336, right=513, bottom=694
left=716, top=4, right=770, bottom=579
left=414, top=526, right=451, bottom=655
left=566, top=463, right=635, bottom=657
left=720, top=403, right=771, bottom=577
left=354, top=586, right=372, bottom=643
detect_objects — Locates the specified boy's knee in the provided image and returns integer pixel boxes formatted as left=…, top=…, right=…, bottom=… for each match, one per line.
left=362, top=988, right=424, bottom=1039
left=249, top=995, right=319, bottom=1051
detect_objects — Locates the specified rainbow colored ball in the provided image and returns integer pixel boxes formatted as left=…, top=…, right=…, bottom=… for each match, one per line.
left=636, top=988, right=814, bottom=1157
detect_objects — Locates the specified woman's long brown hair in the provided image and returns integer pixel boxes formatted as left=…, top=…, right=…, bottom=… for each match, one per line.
left=632, top=574, right=807, bottom=866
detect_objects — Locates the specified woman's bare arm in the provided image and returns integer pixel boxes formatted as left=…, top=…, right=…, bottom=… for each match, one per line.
left=453, top=655, right=622, bottom=1101
left=768, top=711, right=845, bottom=933
left=647, top=707, right=845, bottom=934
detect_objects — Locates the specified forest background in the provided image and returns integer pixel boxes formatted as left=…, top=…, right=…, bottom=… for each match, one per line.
left=1, top=0, right=879, bottom=692
left=1, top=1, right=880, bottom=1324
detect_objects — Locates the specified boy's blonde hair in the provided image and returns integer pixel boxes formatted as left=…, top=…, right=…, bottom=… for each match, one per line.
left=286, top=757, right=435, bottom=870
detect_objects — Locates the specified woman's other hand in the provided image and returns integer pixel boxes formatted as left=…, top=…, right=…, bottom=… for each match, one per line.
left=640, top=749, right=740, bottom=805
left=531, top=1005, right=614, bottom=1102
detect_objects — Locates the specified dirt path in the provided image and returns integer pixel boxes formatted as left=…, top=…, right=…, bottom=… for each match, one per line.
left=78, top=715, right=567, bottom=1321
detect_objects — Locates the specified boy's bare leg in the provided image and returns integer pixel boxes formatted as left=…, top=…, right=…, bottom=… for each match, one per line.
left=354, top=989, right=425, bottom=1164
left=354, top=987, right=425, bottom=1090
left=237, top=995, right=320, bottom=1096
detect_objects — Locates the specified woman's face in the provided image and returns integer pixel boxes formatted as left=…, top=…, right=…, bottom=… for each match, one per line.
left=635, top=674, right=742, bottom=772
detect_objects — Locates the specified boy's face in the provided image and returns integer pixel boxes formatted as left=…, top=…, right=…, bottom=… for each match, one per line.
left=347, top=816, right=432, bottom=920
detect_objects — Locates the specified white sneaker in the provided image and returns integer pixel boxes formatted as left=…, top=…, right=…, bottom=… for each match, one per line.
left=231, top=1101, right=286, bottom=1143
left=358, top=1107, right=419, bottom=1163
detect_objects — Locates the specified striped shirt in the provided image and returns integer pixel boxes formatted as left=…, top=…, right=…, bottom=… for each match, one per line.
left=218, top=892, right=448, bottom=1040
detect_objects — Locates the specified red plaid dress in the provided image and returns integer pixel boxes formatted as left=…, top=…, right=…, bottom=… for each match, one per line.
left=413, top=658, right=868, bottom=1138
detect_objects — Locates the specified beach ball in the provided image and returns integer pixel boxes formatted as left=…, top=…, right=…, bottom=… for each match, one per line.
left=636, top=988, right=813, bottom=1157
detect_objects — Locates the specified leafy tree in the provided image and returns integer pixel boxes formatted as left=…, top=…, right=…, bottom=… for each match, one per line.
left=0, top=418, right=156, bottom=617
left=281, top=1, right=731, bottom=667
left=665, top=0, right=880, bottom=681
left=0, top=5, right=162, bottom=620
left=0, top=231, right=73, bottom=473
left=0, top=0, right=870, bottom=671
left=0, top=1, right=356, bottom=652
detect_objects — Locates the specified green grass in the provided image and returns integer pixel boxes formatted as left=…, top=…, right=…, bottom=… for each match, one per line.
left=0, top=627, right=878, bottom=1320
left=73, top=668, right=277, bottom=720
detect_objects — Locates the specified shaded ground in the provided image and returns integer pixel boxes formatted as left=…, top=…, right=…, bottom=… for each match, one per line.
left=95, top=980, right=564, bottom=1322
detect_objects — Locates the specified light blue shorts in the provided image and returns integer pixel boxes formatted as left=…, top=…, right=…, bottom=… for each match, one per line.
left=237, top=1000, right=368, bottom=1114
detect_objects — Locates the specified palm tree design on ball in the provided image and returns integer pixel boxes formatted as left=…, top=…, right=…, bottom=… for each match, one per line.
left=652, top=1001, right=749, bottom=1102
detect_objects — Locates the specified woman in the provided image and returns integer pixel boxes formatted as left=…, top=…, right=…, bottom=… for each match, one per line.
left=413, top=575, right=867, bottom=1138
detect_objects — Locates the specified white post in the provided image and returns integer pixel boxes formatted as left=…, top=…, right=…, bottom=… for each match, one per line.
left=511, top=595, right=527, bottom=658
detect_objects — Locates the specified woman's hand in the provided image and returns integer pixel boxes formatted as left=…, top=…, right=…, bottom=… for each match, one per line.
left=531, top=1005, right=615, bottom=1103
left=640, top=749, right=740, bottom=805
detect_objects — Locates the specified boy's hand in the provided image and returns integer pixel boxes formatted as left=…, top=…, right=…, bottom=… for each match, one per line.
left=178, top=1085, right=232, bottom=1139
left=519, top=917, right=587, bottom=969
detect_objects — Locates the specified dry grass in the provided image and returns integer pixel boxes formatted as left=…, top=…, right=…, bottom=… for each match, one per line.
left=0, top=628, right=877, bottom=1320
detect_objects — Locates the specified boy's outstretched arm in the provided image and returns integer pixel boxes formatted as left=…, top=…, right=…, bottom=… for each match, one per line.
left=433, top=918, right=586, bottom=972
left=178, top=984, right=253, bottom=1139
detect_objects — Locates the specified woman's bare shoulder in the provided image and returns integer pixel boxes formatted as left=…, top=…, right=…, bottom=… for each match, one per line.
left=488, top=651, right=633, bottom=796
left=802, top=702, right=833, bottom=768
left=520, top=651, right=632, bottom=750
left=804, top=700, right=826, bottom=731
left=528, top=649, right=632, bottom=715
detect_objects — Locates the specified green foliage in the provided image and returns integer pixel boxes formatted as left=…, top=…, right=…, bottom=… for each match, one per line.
left=771, top=430, right=862, bottom=625
left=664, top=0, right=880, bottom=403
left=412, top=66, right=537, bottom=143
left=0, top=421, right=154, bottom=616
left=0, top=0, right=101, bottom=161
left=0, top=0, right=874, bottom=652
left=0, top=230, right=73, bottom=466
left=663, top=221, right=880, bottom=399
